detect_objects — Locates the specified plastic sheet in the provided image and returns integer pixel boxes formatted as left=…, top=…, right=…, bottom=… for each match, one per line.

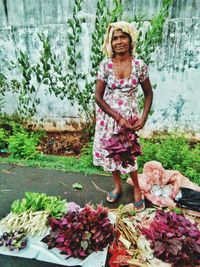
left=0, top=226, right=108, bottom=267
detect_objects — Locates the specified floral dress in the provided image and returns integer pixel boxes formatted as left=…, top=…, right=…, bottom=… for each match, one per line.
left=93, top=57, right=149, bottom=174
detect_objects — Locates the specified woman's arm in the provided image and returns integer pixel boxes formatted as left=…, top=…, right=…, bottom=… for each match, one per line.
left=95, top=80, right=131, bottom=128
left=132, top=77, right=153, bottom=131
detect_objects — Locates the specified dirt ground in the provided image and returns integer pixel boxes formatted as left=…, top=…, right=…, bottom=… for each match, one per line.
left=38, top=131, right=90, bottom=156
left=37, top=130, right=199, bottom=157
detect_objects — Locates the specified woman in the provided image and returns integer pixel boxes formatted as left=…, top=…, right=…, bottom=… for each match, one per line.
left=93, top=21, right=153, bottom=211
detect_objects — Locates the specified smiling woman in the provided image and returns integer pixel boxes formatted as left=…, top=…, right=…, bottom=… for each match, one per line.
left=111, top=31, right=132, bottom=80
left=93, top=21, right=153, bottom=210
left=112, top=31, right=131, bottom=55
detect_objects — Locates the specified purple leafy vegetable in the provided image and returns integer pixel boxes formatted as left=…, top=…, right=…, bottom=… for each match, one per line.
left=140, top=210, right=200, bottom=266
left=41, top=204, right=115, bottom=259
left=102, top=117, right=142, bottom=168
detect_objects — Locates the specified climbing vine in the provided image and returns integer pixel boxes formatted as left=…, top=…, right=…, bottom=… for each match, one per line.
left=0, top=0, right=173, bottom=122
left=136, top=0, right=173, bottom=64
left=65, top=0, right=90, bottom=118
left=64, top=0, right=123, bottom=120
left=135, top=0, right=173, bottom=112
left=90, top=0, right=123, bottom=76
left=84, top=0, right=123, bottom=118
left=4, top=35, right=63, bottom=118
left=0, top=73, right=7, bottom=112
left=16, top=51, right=39, bottom=117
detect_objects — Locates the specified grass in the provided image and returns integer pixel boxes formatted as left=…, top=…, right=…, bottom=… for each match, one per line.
left=0, top=153, right=106, bottom=176
left=0, top=134, right=200, bottom=185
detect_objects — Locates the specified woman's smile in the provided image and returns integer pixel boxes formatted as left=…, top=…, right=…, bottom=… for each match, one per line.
left=116, top=45, right=124, bottom=49
left=111, top=30, right=131, bottom=55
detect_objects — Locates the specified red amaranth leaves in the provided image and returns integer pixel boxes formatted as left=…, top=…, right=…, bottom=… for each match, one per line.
left=140, top=210, right=200, bottom=266
left=41, top=204, right=115, bottom=259
left=102, top=117, right=142, bottom=168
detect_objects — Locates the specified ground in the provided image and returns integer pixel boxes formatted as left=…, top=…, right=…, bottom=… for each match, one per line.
left=0, top=162, right=135, bottom=267
left=38, top=131, right=90, bottom=156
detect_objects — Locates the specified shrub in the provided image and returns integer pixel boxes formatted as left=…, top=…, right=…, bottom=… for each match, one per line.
left=0, top=128, right=8, bottom=150
left=0, top=114, right=24, bottom=137
left=138, top=135, right=200, bottom=184
left=78, top=135, right=200, bottom=184
left=8, top=131, right=40, bottom=159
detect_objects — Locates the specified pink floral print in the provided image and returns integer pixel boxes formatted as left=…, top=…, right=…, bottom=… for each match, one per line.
left=93, top=57, right=149, bottom=173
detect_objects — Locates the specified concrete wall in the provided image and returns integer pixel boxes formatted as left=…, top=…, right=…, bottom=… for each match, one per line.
left=1, top=0, right=199, bottom=27
left=0, top=0, right=200, bottom=136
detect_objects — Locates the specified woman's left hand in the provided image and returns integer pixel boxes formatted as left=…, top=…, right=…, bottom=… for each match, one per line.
left=131, top=117, right=146, bottom=131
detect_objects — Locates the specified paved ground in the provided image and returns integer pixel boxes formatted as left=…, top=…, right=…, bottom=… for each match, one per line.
left=0, top=163, right=137, bottom=267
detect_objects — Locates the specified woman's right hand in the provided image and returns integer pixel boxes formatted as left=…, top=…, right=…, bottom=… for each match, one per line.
left=118, top=117, right=132, bottom=129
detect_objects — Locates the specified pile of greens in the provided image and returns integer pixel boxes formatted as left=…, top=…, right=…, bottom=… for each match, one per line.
left=42, top=204, right=115, bottom=258
left=140, top=210, right=200, bottom=266
left=102, top=117, right=141, bottom=168
left=11, top=192, right=67, bottom=218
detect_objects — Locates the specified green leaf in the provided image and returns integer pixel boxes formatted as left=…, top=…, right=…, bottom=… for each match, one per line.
left=72, top=183, right=83, bottom=189
left=81, top=240, right=88, bottom=250
left=171, top=207, right=182, bottom=215
left=76, top=52, right=81, bottom=59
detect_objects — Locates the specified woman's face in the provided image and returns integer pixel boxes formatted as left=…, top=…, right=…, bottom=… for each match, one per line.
left=111, top=29, right=132, bottom=56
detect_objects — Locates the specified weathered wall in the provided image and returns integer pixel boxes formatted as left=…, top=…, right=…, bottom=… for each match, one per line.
left=0, top=0, right=200, bottom=136
left=145, top=17, right=200, bottom=138
left=1, top=0, right=200, bottom=26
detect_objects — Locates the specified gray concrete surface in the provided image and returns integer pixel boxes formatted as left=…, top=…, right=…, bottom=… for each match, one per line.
left=0, top=163, right=136, bottom=267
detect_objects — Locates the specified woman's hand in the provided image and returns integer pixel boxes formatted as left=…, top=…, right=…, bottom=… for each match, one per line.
left=118, top=117, right=132, bottom=129
left=131, top=117, right=146, bottom=131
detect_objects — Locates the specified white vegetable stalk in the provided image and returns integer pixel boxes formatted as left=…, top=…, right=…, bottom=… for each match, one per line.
left=0, top=210, right=49, bottom=236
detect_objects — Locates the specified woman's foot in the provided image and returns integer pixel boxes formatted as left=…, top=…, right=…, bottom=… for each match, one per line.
left=134, top=187, right=145, bottom=212
left=134, top=199, right=145, bottom=212
left=106, top=189, right=122, bottom=203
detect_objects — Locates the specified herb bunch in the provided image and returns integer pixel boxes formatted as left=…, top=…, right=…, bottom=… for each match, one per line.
left=140, top=210, right=200, bottom=266
left=11, top=192, right=67, bottom=219
left=102, top=117, right=142, bottom=168
left=42, top=204, right=115, bottom=258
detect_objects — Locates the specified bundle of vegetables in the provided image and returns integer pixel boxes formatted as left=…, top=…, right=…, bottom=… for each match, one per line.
left=0, top=210, right=49, bottom=236
left=114, top=206, right=154, bottom=266
left=140, top=210, right=200, bottom=266
left=11, top=192, right=67, bottom=218
left=0, top=192, right=67, bottom=237
left=102, top=117, right=141, bottom=168
left=117, top=217, right=138, bottom=248
left=41, top=204, right=115, bottom=258
left=0, top=229, right=27, bottom=251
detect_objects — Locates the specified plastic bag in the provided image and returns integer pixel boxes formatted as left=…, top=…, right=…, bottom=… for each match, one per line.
left=175, top=187, right=200, bottom=212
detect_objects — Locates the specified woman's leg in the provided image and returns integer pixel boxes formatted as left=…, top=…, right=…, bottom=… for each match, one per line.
left=106, top=170, right=122, bottom=202
left=130, top=170, right=144, bottom=210
left=112, top=170, right=122, bottom=193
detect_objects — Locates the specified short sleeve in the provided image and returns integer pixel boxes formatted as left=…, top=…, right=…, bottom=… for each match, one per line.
left=138, top=60, right=149, bottom=83
left=96, top=60, right=108, bottom=82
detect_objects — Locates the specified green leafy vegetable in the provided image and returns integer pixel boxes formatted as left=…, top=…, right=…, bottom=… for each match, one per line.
left=11, top=192, right=67, bottom=218
left=72, top=183, right=83, bottom=189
